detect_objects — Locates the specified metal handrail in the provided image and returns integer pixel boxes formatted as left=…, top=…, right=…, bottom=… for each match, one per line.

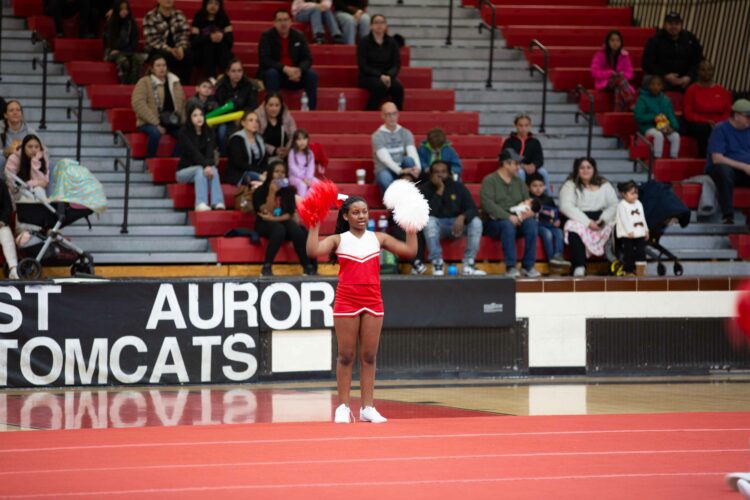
left=632, top=132, right=655, bottom=181
left=445, top=0, right=454, bottom=46
left=30, top=32, right=50, bottom=130
left=0, top=5, right=4, bottom=81
left=528, top=40, right=548, bottom=133
left=574, top=85, right=595, bottom=159
left=476, top=0, right=496, bottom=89
left=114, top=131, right=133, bottom=234
left=65, top=80, right=84, bottom=162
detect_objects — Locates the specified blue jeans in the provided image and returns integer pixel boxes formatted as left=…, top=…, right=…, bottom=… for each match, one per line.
left=176, top=166, right=224, bottom=207
left=517, top=166, right=551, bottom=195
left=295, top=8, right=341, bottom=37
left=707, top=163, right=750, bottom=219
left=263, top=68, right=318, bottom=110
left=138, top=124, right=177, bottom=158
left=375, top=157, right=416, bottom=193
left=484, top=217, right=538, bottom=269
left=237, top=170, right=262, bottom=186
left=538, top=221, right=563, bottom=260
left=424, top=216, right=483, bottom=264
left=334, top=11, right=370, bottom=44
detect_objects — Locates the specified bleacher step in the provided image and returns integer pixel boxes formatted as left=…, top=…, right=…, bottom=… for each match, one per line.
left=645, top=261, right=750, bottom=276
left=65, top=225, right=196, bottom=237
left=90, top=252, right=218, bottom=264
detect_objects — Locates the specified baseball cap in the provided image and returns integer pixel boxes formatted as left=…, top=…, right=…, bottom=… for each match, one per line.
left=732, top=99, right=750, bottom=116
left=499, top=148, right=523, bottom=164
left=664, top=11, right=682, bottom=22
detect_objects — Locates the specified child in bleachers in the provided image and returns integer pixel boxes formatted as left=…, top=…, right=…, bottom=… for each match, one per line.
left=417, top=127, right=462, bottom=181
left=526, top=173, right=570, bottom=269
left=185, top=78, right=219, bottom=116
left=104, top=1, right=145, bottom=84
left=616, top=180, right=648, bottom=276
left=634, top=75, right=681, bottom=158
left=287, top=129, right=318, bottom=197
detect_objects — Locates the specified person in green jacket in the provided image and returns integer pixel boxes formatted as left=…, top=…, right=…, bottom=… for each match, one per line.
left=634, top=74, right=681, bottom=158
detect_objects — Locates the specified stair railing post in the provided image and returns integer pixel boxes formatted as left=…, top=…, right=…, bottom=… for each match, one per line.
left=0, top=4, right=4, bottom=81
left=66, top=80, right=84, bottom=162
left=574, top=85, right=595, bottom=159
left=445, top=0, right=454, bottom=46
left=476, top=0, right=496, bottom=89
left=114, top=132, right=132, bottom=234
left=31, top=33, right=49, bottom=130
left=528, top=40, right=549, bottom=134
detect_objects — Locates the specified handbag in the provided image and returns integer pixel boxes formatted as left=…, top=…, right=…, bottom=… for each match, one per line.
left=233, top=184, right=255, bottom=213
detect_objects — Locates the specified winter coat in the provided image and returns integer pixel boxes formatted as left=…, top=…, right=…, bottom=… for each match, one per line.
left=131, top=73, right=186, bottom=127
left=591, top=47, right=634, bottom=90
left=633, top=91, right=679, bottom=134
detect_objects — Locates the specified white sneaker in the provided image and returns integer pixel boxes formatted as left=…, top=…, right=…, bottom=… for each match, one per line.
left=739, top=479, right=750, bottom=499
left=573, top=266, right=586, bottom=277
left=212, top=203, right=226, bottom=210
left=521, top=267, right=541, bottom=278
left=432, top=260, right=444, bottom=276
left=359, top=405, right=387, bottom=423
left=195, top=203, right=211, bottom=212
left=727, top=473, right=750, bottom=491
left=462, top=263, right=486, bottom=276
left=334, top=403, right=353, bottom=423
left=8, top=267, right=18, bottom=280
left=505, top=267, right=520, bottom=278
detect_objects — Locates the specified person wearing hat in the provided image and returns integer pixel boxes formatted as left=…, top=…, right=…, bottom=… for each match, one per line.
left=480, top=148, right=540, bottom=278
left=705, top=99, right=750, bottom=225
left=642, top=12, right=703, bottom=92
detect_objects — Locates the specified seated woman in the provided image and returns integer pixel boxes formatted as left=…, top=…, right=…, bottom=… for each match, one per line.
left=502, top=114, right=549, bottom=190
left=0, top=182, right=18, bottom=279
left=177, top=104, right=224, bottom=212
left=357, top=15, right=403, bottom=111
left=255, top=92, right=296, bottom=159
left=558, top=157, right=618, bottom=277
left=104, top=1, right=145, bottom=84
left=225, top=110, right=268, bottom=185
left=214, top=59, right=260, bottom=154
left=683, top=59, right=733, bottom=158
left=4, top=134, right=50, bottom=246
left=131, top=52, right=185, bottom=158
left=252, top=159, right=313, bottom=276
left=1, top=100, right=38, bottom=170
left=591, top=30, right=636, bottom=111
left=191, top=0, right=234, bottom=78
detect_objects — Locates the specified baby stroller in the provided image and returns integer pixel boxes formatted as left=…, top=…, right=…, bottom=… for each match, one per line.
left=610, top=180, right=691, bottom=277
left=8, top=159, right=107, bottom=279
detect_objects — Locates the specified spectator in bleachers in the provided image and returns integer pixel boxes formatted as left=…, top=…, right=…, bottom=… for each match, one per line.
left=226, top=110, right=267, bottom=185
left=176, top=104, right=224, bottom=212
left=615, top=180, right=648, bottom=276
left=255, top=92, right=296, bottom=159
left=5, top=134, right=50, bottom=246
left=143, top=0, right=193, bottom=85
left=1, top=101, right=38, bottom=170
left=559, top=157, right=618, bottom=277
left=252, top=159, right=314, bottom=276
left=190, top=0, right=234, bottom=78
left=104, top=1, right=145, bottom=84
left=502, top=114, right=549, bottom=191
left=258, top=9, right=318, bottom=110
left=527, top=172, right=570, bottom=270
left=292, top=0, right=344, bottom=45
left=131, top=52, right=185, bottom=158
left=418, top=128, right=462, bottom=180
left=44, top=0, right=110, bottom=38
left=185, top=77, right=219, bottom=116
left=591, top=30, right=636, bottom=111
left=215, top=60, right=261, bottom=154
left=422, top=160, right=485, bottom=276
left=480, top=149, right=540, bottom=278
left=334, top=0, right=370, bottom=45
left=642, top=11, right=703, bottom=92
left=634, top=75, right=680, bottom=159
left=683, top=60, right=733, bottom=159
left=0, top=181, right=18, bottom=279
left=371, top=102, right=421, bottom=193
left=705, top=99, right=750, bottom=225
left=287, top=129, right=319, bottom=197
left=357, top=15, right=403, bottom=111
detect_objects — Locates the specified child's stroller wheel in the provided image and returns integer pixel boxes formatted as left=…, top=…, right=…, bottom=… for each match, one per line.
left=657, top=262, right=666, bottom=276
left=70, top=252, right=95, bottom=276
left=17, top=258, right=42, bottom=280
left=673, top=262, right=684, bottom=276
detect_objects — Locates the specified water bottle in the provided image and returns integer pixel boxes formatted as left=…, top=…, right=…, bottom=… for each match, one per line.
left=300, top=92, right=309, bottom=111
left=377, top=215, right=388, bottom=232
left=337, top=92, right=347, bottom=112
left=367, top=218, right=375, bottom=231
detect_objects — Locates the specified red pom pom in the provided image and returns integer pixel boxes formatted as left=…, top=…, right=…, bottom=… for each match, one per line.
left=296, top=179, right=339, bottom=228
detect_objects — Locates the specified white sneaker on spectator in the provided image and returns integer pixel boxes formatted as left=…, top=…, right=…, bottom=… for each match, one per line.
left=573, top=266, right=586, bottom=277
left=739, top=479, right=750, bottom=499
left=505, top=267, right=520, bottom=278
left=521, top=267, right=541, bottom=278
left=432, top=260, right=445, bottom=276
left=334, top=403, right=354, bottom=423
left=462, top=263, right=486, bottom=276
left=195, top=203, right=211, bottom=212
left=550, top=254, right=571, bottom=267
left=727, top=473, right=750, bottom=491
left=411, top=259, right=426, bottom=275
left=360, top=406, right=387, bottom=423
left=212, top=203, right=226, bottom=210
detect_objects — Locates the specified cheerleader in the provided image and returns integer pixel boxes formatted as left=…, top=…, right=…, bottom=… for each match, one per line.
left=306, top=194, right=419, bottom=423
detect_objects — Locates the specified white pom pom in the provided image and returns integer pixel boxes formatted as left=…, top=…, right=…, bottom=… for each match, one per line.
left=383, top=179, right=430, bottom=231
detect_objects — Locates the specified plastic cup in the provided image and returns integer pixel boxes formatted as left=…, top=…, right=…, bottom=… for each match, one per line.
left=356, top=169, right=366, bottom=185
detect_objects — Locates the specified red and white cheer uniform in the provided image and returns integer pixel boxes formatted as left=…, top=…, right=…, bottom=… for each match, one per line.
left=334, top=230, right=383, bottom=317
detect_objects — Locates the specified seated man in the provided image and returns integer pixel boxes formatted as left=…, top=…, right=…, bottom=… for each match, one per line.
left=706, top=99, right=750, bottom=225
left=357, top=15, right=403, bottom=111
left=642, top=11, right=703, bottom=92
left=371, top=102, right=421, bottom=192
left=143, top=0, right=193, bottom=84
left=258, top=9, right=318, bottom=110
left=421, top=160, right=486, bottom=276
left=480, top=149, right=540, bottom=278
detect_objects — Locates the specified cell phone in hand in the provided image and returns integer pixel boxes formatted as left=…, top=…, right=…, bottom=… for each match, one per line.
left=273, top=177, right=289, bottom=188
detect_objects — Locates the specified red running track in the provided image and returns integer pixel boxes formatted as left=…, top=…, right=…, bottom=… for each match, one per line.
left=0, top=412, right=748, bottom=499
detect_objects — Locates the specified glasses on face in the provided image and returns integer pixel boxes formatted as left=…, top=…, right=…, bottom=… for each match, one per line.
left=383, top=112, right=399, bottom=117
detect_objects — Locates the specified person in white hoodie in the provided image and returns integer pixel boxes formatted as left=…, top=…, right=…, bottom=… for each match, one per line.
left=616, top=180, right=649, bottom=276
left=371, top=101, right=421, bottom=193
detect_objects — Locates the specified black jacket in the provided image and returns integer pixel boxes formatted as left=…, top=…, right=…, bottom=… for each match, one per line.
left=258, top=28, right=312, bottom=74
left=357, top=33, right=400, bottom=80
left=252, top=183, right=296, bottom=215
left=225, top=134, right=268, bottom=185
left=177, top=126, right=216, bottom=170
left=503, top=132, right=544, bottom=169
left=642, top=29, right=703, bottom=82
left=104, top=18, right=139, bottom=54
left=215, top=75, right=259, bottom=111
left=420, top=178, right=477, bottom=222
left=190, top=9, right=234, bottom=50
left=0, top=181, right=12, bottom=226
left=333, top=0, right=368, bottom=15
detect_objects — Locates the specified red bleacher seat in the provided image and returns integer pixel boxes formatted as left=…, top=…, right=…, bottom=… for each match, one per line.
left=293, top=112, right=478, bottom=135
left=629, top=135, right=699, bottom=161
left=671, top=182, right=701, bottom=210
left=596, top=112, right=637, bottom=138
left=66, top=62, right=118, bottom=85
left=233, top=44, right=411, bottom=67
left=241, top=65, right=432, bottom=88
left=729, top=234, right=750, bottom=260
left=168, top=183, right=238, bottom=210
left=652, top=159, right=704, bottom=182
left=502, top=26, right=655, bottom=49
left=734, top=188, right=750, bottom=209
left=526, top=47, right=644, bottom=71
left=188, top=210, right=255, bottom=237
left=548, top=68, right=643, bottom=92
left=53, top=38, right=103, bottom=62
left=463, top=0, right=607, bottom=7
left=485, top=6, right=632, bottom=27
left=147, top=157, right=229, bottom=183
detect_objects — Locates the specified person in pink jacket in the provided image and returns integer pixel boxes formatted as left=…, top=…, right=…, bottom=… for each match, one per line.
left=4, top=134, right=50, bottom=245
left=591, top=30, right=636, bottom=111
left=287, top=129, right=319, bottom=197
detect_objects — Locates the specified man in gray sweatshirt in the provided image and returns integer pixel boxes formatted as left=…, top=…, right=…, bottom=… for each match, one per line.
left=371, top=102, right=421, bottom=192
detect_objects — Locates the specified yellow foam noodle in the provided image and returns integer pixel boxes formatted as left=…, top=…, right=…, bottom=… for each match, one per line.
left=206, top=111, right=244, bottom=127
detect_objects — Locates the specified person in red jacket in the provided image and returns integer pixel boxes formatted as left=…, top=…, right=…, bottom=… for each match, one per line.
left=682, top=60, right=733, bottom=158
